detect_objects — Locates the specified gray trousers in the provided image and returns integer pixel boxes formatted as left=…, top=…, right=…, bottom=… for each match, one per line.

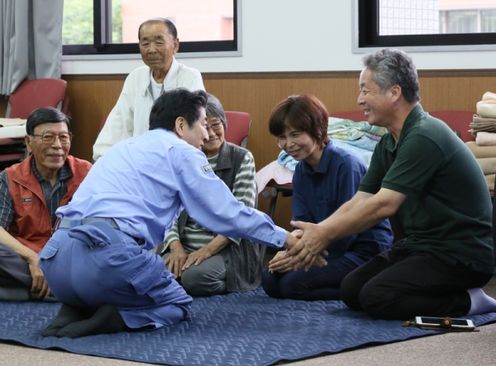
left=164, top=252, right=227, bottom=297
left=0, top=245, right=32, bottom=300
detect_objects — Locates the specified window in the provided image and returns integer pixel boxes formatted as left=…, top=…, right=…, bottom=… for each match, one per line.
left=63, top=0, right=238, bottom=56
left=356, top=0, right=496, bottom=49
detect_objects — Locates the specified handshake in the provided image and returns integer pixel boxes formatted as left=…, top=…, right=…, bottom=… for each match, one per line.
left=270, top=220, right=329, bottom=273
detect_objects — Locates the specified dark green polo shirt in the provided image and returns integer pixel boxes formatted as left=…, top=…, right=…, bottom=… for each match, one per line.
left=359, top=105, right=494, bottom=273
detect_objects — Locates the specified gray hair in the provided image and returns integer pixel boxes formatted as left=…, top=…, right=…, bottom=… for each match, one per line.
left=363, top=48, right=420, bottom=103
left=206, top=93, right=227, bottom=129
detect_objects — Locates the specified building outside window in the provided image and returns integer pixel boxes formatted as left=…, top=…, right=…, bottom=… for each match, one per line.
left=379, top=0, right=496, bottom=35
left=63, top=0, right=236, bottom=55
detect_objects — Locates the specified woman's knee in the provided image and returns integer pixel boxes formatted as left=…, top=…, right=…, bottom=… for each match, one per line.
left=261, top=270, right=282, bottom=298
left=180, top=266, right=225, bottom=296
left=275, top=273, right=309, bottom=299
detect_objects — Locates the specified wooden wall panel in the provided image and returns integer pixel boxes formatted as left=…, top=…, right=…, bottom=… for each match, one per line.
left=58, top=69, right=496, bottom=228
left=63, top=75, right=125, bottom=161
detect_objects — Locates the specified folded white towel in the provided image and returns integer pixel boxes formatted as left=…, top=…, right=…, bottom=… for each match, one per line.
left=476, top=132, right=496, bottom=146
left=476, top=101, right=496, bottom=118
left=482, top=91, right=496, bottom=102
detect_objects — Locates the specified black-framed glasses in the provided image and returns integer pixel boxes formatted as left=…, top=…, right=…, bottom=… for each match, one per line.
left=31, top=132, right=73, bottom=145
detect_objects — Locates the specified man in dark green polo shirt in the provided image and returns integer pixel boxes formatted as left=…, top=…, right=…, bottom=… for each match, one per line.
left=282, top=48, right=496, bottom=320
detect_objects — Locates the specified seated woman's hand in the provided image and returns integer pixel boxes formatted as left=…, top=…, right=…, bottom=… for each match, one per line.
left=268, top=250, right=294, bottom=273
left=165, top=241, right=188, bottom=278
left=182, top=246, right=213, bottom=270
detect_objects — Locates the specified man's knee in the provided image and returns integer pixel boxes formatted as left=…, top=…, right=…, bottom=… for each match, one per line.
left=340, top=271, right=363, bottom=310
left=357, top=281, right=398, bottom=319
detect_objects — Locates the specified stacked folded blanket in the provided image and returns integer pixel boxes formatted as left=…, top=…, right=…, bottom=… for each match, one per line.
left=466, top=92, right=496, bottom=193
left=470, top=91, right=496, bottom=139
left=465, top=142, right=496, bottom=194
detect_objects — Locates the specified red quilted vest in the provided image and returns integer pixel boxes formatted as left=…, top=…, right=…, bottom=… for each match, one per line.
left=5, top=155, right=91, bottom=253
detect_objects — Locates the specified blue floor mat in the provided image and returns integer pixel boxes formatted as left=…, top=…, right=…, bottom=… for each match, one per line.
left=1, top=288, right=496, bottom=366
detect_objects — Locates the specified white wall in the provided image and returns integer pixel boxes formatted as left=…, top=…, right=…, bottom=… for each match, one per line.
left=61, top=0, right=496, bottom=75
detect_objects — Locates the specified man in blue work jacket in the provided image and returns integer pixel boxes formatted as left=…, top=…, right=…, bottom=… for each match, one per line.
left=39, top=88, right=321, bottom=338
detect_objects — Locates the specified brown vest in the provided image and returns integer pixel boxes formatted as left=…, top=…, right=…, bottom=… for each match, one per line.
left=5, top=155, right=91, bottom=253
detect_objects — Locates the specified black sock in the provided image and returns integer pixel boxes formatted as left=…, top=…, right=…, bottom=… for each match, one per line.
left=42, top=304, right=92, bottom=337
left=56, top=304, right=128, bottom=338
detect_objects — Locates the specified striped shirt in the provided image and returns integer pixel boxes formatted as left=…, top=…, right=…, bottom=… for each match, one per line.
left=0, top=160, right=72, bottom=228
left=165, top=151, right=257, bottom=252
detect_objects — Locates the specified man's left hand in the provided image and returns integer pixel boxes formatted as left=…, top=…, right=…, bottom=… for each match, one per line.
left=287, top=220, right=330, bottom=271
left=27, top=255, right=50, bottom=299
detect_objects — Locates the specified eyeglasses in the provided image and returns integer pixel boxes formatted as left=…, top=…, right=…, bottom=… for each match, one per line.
left=31, top=132, right=73, bottom=145
left=206, top=119, right=224, bottom=132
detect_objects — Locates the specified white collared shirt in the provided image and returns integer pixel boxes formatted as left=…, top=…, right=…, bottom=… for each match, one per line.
left=92, top=58, right=205, bottom=161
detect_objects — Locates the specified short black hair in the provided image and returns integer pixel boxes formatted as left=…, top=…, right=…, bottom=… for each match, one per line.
left=149, top=88, right=208, bottom=131
left=26, top=107, right=70, bottom=135
left=138, top=17, right=178, bottom=40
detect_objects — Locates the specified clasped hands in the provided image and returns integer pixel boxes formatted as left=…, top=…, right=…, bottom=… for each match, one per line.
left=269, top=220, right=329, bottom=273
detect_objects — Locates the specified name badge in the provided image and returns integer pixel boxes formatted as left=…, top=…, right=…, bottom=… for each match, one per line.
left=21, top=197, right=33, bottom=203
left=202, top=164, right=212, bottom=173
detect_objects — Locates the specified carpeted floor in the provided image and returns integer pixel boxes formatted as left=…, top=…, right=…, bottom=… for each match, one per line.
left=1, top=286, right=496, bottom=366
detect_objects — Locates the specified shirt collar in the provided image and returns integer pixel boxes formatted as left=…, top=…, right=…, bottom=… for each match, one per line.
left=31, top=158, right=72, bottom=183
left=145, top=57, right=178, bottom=97
left=383, top=104, right=425, bottom=153
left=301, top=142, right=333, bottom=175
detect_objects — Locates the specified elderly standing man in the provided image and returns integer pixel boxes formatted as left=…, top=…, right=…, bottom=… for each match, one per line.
left=283, top=48, right=496, bottom=320
left=0, top=107, right=91, bottom=301
left=93, top=17, right=205, bottom=160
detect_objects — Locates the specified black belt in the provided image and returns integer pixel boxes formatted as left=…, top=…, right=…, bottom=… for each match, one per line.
left=54, top=217, right=119, bottom=230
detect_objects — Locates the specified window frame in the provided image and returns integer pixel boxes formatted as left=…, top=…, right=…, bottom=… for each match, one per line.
left=354, top=0, right=496, bottom=52
left=63, top=0, right=240, bottom=57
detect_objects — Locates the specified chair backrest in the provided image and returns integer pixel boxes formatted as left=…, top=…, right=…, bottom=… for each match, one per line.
left=429, top=110, right=475, bottom=142
left=6, top=78, right=68, bottom=118
left=224, top=111, right=251, bottom=148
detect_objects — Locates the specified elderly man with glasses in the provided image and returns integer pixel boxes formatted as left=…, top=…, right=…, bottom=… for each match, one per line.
left=0, top=107, right=91, bottom=301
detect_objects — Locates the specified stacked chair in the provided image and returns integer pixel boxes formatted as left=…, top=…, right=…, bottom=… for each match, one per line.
left=224, top=111, right=251, bottom=148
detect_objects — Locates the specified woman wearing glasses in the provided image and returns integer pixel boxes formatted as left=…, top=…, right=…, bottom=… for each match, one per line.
left=159, top=93, right=264, bottom=296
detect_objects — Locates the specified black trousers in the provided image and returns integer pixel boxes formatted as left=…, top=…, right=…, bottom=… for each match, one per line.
left=340, top=246, right=493, bottom=320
